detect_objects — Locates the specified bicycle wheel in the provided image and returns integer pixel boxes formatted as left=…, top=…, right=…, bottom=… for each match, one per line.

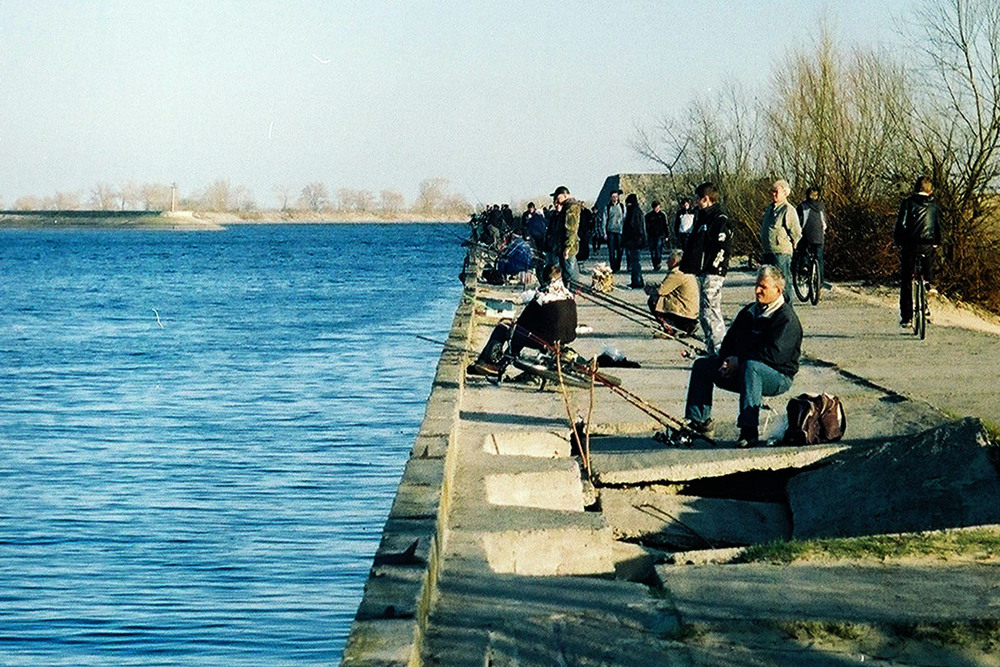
left=792, top=255, right=810, bottom=302
left=809, top=258, right=820, bottom=305
left=912, top=278, right=926, bottom=339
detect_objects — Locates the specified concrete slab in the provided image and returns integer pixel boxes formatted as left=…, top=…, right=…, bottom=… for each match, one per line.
left=482, top=429, right=570, bottom=457
left=590, top=436, right=847, bottom=485
left=601, top=488, right=791, bottom=549
left=789, top=418, right=1000, bottom=538
left=480, top=526, right=617, bottom=576
left=658, top=561, right=1000, bottom=624
left=484, top=466, right=585, bottom=511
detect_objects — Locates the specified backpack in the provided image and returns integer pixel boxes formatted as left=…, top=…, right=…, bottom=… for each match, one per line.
left=783, top=393, right=846, bottom=446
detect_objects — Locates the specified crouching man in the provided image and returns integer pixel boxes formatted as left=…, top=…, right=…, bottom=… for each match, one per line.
left=647, top=249, right=699, bottom=335
left=683, top=265, right=802, bottom=447
left=467, top=264, right=577, bottom=377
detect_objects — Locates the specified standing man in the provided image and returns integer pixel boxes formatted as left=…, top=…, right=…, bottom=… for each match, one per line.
left=522, top=202, right=546, bottom=254
left=894, top=175, right=941, bottom=327
left=622, top=193, right=647, bottom=288
left=645, top=200, right=668, bottom=271
left=599, top=190, right=625, bottom=273
left=547, top=185, right=581, bottom=284
left=796, top=186, right=827, bottom=288
left=760, top=179, right=802, bottom=304
left=684, top=265, right=802, bottom=448
left=680, top=182, right=732, bottom=355
left=674, top=198, right=695, bottom=250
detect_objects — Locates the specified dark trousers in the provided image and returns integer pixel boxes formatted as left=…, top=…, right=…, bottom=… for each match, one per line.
left=900, top=244, right=935, bottom=322
left=626, top=247, right=643, bottom=287
left=607, top=232, right=623, bottom=272
left=649, top=236, right=664, bottom=270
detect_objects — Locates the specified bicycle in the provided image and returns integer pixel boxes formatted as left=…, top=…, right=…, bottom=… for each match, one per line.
left=910, top=252, right=930, bottom=340
left=792, top=245, right=821, bottom=305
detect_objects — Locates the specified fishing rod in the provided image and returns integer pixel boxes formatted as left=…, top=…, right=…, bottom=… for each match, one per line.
left=499, top=318, right=716, bottom=445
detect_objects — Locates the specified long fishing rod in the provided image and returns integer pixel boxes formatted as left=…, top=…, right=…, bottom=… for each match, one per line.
left=499, top=318, right=715, bottom=444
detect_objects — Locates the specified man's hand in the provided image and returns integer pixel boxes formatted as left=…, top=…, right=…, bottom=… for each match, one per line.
left=719, top=356, right=740, bottom=378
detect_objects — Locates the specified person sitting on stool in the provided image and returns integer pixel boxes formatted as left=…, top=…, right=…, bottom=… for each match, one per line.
left=683, top=265, right=802, bottom=447
left=467, top=264, right=577, bottom=377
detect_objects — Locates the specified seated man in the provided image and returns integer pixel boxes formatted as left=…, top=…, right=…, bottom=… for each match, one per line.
left=683, top=265, right=802, bottom=447
left=647, top=249, right=699, bottom=334
left=468, top=264, right=577, bottom=376
left=482, top=235, right=535, bottom=285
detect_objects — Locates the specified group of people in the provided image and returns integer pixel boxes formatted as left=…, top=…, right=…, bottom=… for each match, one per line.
left=469, top=175, right=941, bottom=448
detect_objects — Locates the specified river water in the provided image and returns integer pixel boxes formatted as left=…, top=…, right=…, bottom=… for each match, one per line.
left=0, top=223, right=463, bottom=665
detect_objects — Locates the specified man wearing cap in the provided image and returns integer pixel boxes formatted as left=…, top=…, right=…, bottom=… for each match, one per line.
left=546, top=185, right=581, bottom=283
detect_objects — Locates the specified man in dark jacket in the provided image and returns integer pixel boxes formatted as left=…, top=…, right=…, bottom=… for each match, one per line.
left=684, top=265, right=802, bottom=447
left=645, top=200, right=668, bottom=271
left=796, top=186, right=827, bottom=287
left=894, top=175, right=941, bottom=327
left=622, top=193, right=647, bottom=288
left=680, top=182, right=732, bottom=355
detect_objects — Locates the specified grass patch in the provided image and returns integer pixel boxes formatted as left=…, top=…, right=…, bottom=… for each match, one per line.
left=891, top=620, right=1000, bottom=652
left=778, top=620, right=868, bottom=642
left=740, top=528, right=1000, bottom=564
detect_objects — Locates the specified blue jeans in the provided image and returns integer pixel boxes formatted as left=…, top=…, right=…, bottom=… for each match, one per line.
left=547, top=250, right=580, bottom=285
left=763, top=252, right=794, bottom=305
left=648, top=236, right=663, bottom=269
left=685, top=357, right=793, bottom=439
left=626, top=247, right=643, bottom=286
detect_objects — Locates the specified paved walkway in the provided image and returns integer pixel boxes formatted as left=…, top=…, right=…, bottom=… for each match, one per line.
left=413, top=261, right=1000, bottom=666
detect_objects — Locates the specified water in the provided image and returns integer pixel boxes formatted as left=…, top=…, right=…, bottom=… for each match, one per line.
left=0, top=224, right=463, bottom=665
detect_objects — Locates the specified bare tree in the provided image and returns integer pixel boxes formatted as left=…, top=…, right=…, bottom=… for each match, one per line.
left=273, top=184, right=294, bottom=211
left=413, top=178, right=448, bottom=214
left=379, top=189, right=406, bottom=215
left=90, top=183, right=119, bottom=210
left=141, top=183, right=172, bottom=210
left=119, top=181, right=142, bottom=210
left=300, top=182, right=329, bottom=211
left=336, top=188, right=375, bottom=212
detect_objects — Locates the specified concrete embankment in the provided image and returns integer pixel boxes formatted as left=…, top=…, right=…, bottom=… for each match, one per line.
left=342, top=257, right=1000, bottom=666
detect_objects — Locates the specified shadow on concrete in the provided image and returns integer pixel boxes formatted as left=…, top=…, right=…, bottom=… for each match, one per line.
left=460, top=410, right=569, bottom=428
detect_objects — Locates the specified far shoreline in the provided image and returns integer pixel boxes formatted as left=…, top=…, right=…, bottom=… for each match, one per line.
left=0, top=209, right=472, bottom=230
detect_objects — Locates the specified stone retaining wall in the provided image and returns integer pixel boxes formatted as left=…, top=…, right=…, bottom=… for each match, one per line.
left=340, top=274, right=475, bottom=666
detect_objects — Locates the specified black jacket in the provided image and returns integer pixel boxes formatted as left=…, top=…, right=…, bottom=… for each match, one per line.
left=796, top=199, right=826, bottom=245
left=894, top=193, right=941, bottom=246
left=621, top=203, right=647, bottom=249
left=719, top=300, right=802, bottom=378
left=679, top=203, right=731, bottom=276
left=645, top=209, right=668, bottom=239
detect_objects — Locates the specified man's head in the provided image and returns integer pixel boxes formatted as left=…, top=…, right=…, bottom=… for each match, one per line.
left=625, top=193, right=638, bottom=206
left=914, top=175, right=933, bottom=195
left=667, top=249, right=683, bottom=269
left=807, top=186, right=821, bottom=201
left=527, top=202, right=535, bottom=213
left=652, top=200, right=661, bottom=212
left=550, top=185, right=570, bottom=206
left=694, top=182, right=718, bottom=209
left=755, top=265, right=785, bottom=306
left=609, top=190, right=620, bottom=204
left=771, top=180, right=791, bottom=205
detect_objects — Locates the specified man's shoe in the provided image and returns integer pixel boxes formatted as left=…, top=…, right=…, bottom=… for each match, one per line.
left=926, top=283, right=939, bottom=295
left=686, top=418, right=714, bottom=437
left=736, top=437, right=762, bottom=449
left=900, top=319, right=912, bottom=328
left=466, top=361, right=499, bottom=376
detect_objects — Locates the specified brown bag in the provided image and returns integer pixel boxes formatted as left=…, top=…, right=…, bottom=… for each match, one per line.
left=783, top=393, right=846, bottom=446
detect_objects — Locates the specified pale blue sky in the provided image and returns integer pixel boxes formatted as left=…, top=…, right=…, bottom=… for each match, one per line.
left=0, top=1, right=914, bottom=208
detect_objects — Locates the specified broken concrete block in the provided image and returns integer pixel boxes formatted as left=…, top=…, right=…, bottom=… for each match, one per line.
left=480, top=526, right=616, bottom=576
left=482, top=430, right=570, bottom=457
left=601, top=487, right=791, bottom=550
left=484, top=465, right=585, bottom=511
left=788, top=418, right=1000, bottom=539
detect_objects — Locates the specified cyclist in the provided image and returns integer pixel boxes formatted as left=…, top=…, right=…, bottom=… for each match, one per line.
left=795, top=186, right=827, bottom=288
left=894, top=176, right=941, bottom=328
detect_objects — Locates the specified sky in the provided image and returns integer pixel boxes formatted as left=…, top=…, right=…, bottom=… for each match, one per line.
left=0, top=1, right=916, bottom=209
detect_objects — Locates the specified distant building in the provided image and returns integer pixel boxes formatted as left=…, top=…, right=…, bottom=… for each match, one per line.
left=595, top=173, right=678, bottom=212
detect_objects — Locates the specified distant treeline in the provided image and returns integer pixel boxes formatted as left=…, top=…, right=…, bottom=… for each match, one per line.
left=2, top=177, right=472, bottom=219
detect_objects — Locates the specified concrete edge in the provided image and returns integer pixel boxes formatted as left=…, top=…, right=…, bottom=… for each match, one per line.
left=341, top=276, right=477, bottom=666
